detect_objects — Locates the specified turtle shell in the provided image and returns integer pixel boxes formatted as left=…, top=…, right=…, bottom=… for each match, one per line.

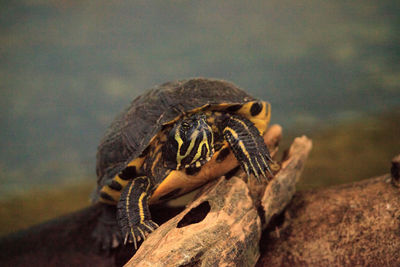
left=96, top=78, right=259, bottom=194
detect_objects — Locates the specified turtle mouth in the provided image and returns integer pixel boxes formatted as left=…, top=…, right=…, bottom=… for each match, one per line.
left=184, top=148, right=215, bottom=169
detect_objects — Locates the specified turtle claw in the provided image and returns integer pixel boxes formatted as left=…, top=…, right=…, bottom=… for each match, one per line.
left=236, top=141, right=274, bottom=183
left=117, top=177, right=158, bottom=250
left=123, top=220, right=159, bottom=250
left=248, top=150, right=274, bottom=182
left=223, top=116, right=275, bottom=182
left=93, top=204, right=123, bottom=251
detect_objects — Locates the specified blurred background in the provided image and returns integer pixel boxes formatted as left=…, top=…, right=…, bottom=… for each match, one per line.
left=1, top=1, right=399, bottom=236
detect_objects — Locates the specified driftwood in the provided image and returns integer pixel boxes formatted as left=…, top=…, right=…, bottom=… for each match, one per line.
left=0, top=126, right=399, bottom=267
left=125, top=126, right=311, bottom=266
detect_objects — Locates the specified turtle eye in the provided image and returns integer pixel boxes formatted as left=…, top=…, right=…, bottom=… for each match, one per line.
left=181, top=121, right=190, bottom=130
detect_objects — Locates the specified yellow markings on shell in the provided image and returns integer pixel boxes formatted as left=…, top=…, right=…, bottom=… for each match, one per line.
left=99, top=156, right=145, bottom=204
left=188, top=103, right=211, bottom=114
left=99, top=175, right=128, bottom=203
left=100, top=186, right=120, bottom=203
left=236, top=101, right=271, bottom=135
left=114, top=175, right=130, bottom=187
left=214, top=103, right=231, bottom=110
left=162, top=100, right=271, bottom=133
left=127, top=156, right=145, bottom=167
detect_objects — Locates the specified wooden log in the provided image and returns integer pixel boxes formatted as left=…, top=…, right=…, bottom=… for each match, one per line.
left=125, top=127, right=313, bottom=266
left=126, top=176, right=262, bottom=267
left=261, top=136, right=312, bottom=228
left=257, top=172, right=400, bottom=266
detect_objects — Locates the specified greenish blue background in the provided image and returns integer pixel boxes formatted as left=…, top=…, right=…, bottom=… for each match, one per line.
left=1, top=1, right=399, bottom=198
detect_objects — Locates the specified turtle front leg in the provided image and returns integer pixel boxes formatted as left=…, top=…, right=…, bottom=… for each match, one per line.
left=223, top=115, right=274, bottom=181
left=116, top=176, right=159, bottom=249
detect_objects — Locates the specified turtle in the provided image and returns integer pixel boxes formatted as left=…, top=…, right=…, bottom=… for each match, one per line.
left=93, top=78, right=274, bottom=250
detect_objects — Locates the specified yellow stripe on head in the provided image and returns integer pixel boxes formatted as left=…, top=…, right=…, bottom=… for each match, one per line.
left=175, top=125, right=200, bottom=169
left=165, top=114, right=214, bottom=170
left=189, top=123, right=213, bottom=165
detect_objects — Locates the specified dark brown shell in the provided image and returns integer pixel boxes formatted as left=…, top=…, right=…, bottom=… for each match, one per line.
left=96, top=78, right=255, bottom=189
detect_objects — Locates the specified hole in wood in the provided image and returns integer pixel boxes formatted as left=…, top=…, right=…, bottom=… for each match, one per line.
left=177, top=201, right=211, bottom=228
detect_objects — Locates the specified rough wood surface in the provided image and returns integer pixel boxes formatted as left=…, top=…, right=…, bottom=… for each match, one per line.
left=125, top=127, right=312, bottom=267
left=261, top=136, right=312, bottom=228
left=126, top=177, right=262, bottom=267
left=257, top=174, right=400, bottom=266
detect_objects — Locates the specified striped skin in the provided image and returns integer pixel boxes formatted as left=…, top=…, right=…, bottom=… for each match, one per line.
left=98, top=100, right=271, bottom=205
left=116, top=177, right=158, bottom=249
left=97, top=101, right=272, bottom=248
left=150, top=101, right=272, bottom=203
left=99, top=157, right=144, bottom=205
left=223, top=115, right=273, bottom=181
left=163, top=114, right=214, bottom=170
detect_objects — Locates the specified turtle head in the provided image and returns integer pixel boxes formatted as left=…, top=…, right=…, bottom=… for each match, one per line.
left=163, top=114, right=214, bottom=170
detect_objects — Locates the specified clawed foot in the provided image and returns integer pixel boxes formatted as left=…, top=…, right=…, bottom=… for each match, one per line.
left=117, top=177, right=158, bottom=250
left=240, top=145, right=273, bottom=182
left=223, top=115, right=274, bottom=182
left=122, top=220, right=159, bottom=249
left=92, top=205, right=123, bottom=251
